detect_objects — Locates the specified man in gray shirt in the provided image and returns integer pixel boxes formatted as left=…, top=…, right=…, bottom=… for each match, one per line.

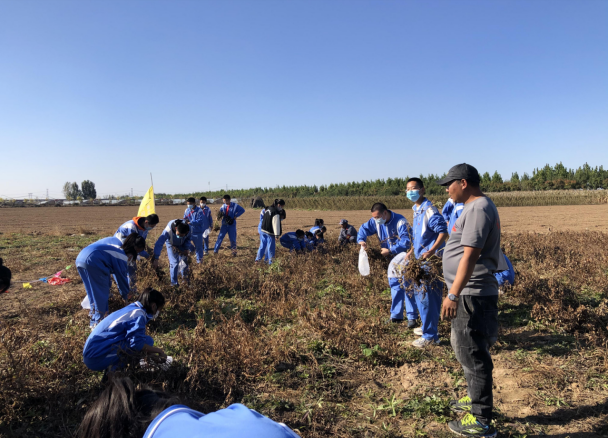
left=438, top=163, right=506, bottom=439
left=338, top=219, right=357, bottom=245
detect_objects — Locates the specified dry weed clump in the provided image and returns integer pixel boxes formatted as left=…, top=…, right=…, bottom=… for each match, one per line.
left=397, top=255, right=444, bottom=296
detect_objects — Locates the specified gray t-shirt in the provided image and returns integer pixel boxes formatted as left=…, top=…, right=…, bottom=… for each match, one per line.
left=442, top=196, right=506, bottom=296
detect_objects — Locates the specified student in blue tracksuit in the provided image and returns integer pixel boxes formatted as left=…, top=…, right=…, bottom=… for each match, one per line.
left=304, top=231, right=315, bottom=251
left=256, top=200, right=285, bottom=264
left=184, top=197, right=206, bottom=263
left=82, top=288, right=167, bottom=372
left=405, top=178, right=449, bottom=348
left=199, top=197, right=214, bottom=255
left=357, top=202, right=413, bottom=325
left=214, top=195, right=245, bottom=256
left=441, top=198, right=455, bottom=224
left=76, top=234, right=145, bottom=327
left=447, top=198, right=514, bottom=289
left=78, top=377, right=300, bottom=438
left=255, top=207, right=267, bottom=261
left=152, top=219, right=195, bottom=285
left=114, top=214, right=160, bottom=290
left=279, top=230, right=306, bottom=252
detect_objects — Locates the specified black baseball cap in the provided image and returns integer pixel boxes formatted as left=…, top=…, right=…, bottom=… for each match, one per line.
left=437, top=163, right=480, bottom=186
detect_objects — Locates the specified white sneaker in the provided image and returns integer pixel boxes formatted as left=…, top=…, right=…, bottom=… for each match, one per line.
left=413, top=328, right=423, bottom=336
left=412, top=337, right=440, bottom=348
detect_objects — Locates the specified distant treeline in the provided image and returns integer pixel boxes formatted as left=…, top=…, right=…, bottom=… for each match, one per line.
left=160, top=162, right=607, bottom=199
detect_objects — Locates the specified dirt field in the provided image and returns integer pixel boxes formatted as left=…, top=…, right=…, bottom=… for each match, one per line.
left=0, top=204, right=607, bottom=236
left=0, top=204, right=607, bottom=437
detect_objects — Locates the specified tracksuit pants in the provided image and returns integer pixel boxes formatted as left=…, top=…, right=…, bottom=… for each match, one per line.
left=166, top=244, right=189, bottom=285
left=214, top=223, right=237, bottom=254
left=255, top=233, right=275, bottom=265
left=190, top=233, right=204, bottom=263
left=77, top=263, right=112, bottom=327
left=83, top=335, right=154, bottom=372
left=412, top=280, right=443, bottom=341
left=388, top=276, right=418, bottom=321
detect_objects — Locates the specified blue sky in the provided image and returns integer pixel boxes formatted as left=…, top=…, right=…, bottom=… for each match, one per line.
left=0, top=0, right=607, bottom=198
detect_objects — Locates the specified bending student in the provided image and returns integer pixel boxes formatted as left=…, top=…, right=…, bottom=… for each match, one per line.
left=79, top=376, right=299, bottom=438
left=83, top=288, right=166, bottom=372
left=76, top=234, right=145, bottom=328
left=153, top=219, right=195, bottom=286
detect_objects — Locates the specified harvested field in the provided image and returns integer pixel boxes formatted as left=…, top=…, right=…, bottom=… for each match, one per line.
left=0, top=206, right=607, bottom=437
left=0, top=204, right=607, bottom=236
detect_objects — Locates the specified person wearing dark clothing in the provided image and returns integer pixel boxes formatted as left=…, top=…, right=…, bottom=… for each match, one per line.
left=256, top=199, right=285, bottom=265
left=338, top=219, right=357, bottom=245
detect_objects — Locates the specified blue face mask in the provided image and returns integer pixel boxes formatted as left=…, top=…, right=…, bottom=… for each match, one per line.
left=187, top=205, right=194, bottom=210
left=375, top=217, right=386, bottom=225
left=406, top=190, right=421, bottom=202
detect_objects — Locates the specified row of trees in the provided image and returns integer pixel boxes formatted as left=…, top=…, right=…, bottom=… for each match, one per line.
left=168, top=162, right=607, bottom=199
left=62, top=180, right=97, bottom=200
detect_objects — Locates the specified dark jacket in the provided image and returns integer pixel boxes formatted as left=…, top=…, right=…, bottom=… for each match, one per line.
left=339, top=225, right=357, bottom=244
left=261, top=206, right=283, bottom=237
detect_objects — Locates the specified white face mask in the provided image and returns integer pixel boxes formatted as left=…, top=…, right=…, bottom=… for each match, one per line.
left=200, top=202, right=206, bottom=207
left=152, top=310, right=160, bottom=320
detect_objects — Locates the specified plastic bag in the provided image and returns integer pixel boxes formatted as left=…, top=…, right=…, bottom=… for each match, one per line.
left=358, top=247, right=370, bottom=276
left=203, top=228, right=210, bottom=238
left=81, top=295, right=91, bottom=310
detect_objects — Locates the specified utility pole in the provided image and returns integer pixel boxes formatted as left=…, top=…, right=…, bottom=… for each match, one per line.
left=46, top=189, right=49, bottom=200
left=208, top=181, right=210, bottom=193
left=131, top=188, right=133, bottom=197
left=28, top=192, right=32, bottom=200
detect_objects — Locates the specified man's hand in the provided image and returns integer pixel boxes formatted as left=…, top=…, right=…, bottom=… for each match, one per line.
left=359, top=242, right=367, bottom=251
left=441, top=297, right=458, bottom=320
left=380, top=248, right=390, bottom=257
left=404, top=249, right=413, bottom=261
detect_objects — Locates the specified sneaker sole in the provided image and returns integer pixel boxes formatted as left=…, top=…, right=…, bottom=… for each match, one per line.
left=450, top=406, right=472, bottom=413
left=447, top=424, right=497, bottom=438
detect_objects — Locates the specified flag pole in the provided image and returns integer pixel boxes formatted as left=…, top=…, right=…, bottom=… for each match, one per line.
left=150, top=173, right=154, bottom=188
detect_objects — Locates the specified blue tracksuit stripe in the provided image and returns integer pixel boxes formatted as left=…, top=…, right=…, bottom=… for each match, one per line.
left=412, top=198, right=448, bottom=259
left=441, top=198, right=455, bottom=223
left=448, top=203, right=464, bottom=231
left=115, top=220, right=149, bottom=242
left=495, top=254, right=515, bottom=286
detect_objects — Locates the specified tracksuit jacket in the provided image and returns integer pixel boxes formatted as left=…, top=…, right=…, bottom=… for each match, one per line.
left=356, top=211, right=412, bottom=255
left=411, top=198, right=448, bottom=259
left=183, top=205, right=206, bottom=234
left=83, top=301, right=155, bottom=371
left=280, top=232, right=306, bottom=251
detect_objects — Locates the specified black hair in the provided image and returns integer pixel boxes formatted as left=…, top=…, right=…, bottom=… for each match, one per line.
left=122, top=234, right=146, bottom=260
left=371, top=202, right=388, bottom=213
left=78, top=375, right=178, bottom=438
left=305, top=231, right=314, bottom=239
left=315, top=230, right=323, bottom=238
left=222, top=195, right=231, bottom=201
left=137, top=287, right=165, bottom=314
left=314, top=218, right=324, bottom=227
left=280, top=210, right=286, bottom=220
left=295, top=229, right=305, bottom=238
left=320, top=226, right=327, bottom=233
left=0, top=258, right=11, bottom=294
left=199, top=196, right=207, bottom=202
left=274, top=198, right=285, bottom=206
left=407, top=177, right=424, bottom=189
left=145, top=214, right=159, bottom=226
left=172, top=219, right=190, bottom=235
left=186, top=197, right=195, bottom=204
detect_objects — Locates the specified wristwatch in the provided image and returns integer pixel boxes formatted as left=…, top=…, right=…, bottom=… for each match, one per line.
left=448, top=293, right=459, bottom=302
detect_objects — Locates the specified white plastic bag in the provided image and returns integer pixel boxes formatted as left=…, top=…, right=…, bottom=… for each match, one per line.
left=81, top=295, right=91, bottom=310
left=203, top=228, right=210, bottom=238
left=358, top=247, right=370, bottom=276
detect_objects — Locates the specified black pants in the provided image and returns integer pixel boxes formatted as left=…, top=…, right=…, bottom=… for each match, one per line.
left=451, top=295, right=498, bottom=423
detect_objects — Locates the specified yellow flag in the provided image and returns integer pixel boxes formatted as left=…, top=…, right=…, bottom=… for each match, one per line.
left=137, top=186, right=156, bottom=217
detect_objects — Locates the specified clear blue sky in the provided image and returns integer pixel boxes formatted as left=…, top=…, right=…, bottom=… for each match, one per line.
left=0, top=0, right=607, bottom=198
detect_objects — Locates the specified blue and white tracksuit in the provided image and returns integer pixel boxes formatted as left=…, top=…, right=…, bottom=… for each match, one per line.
left=448, top=203, right=514, bottom=287
left=441, top=198, right=455, bottom=224
left=357, top=212, right=413, bottom=321
left=184, top=206, right=206, bottom=263
left=255, top=208, right=268, bottom=261
left=214, top=202, right=245, bottom=254
left=200, top=205, right=213, bottom=253
left=309, top=226, right=325, bottom=248
left=83, top=301, right=155, bottom=371
left=408, top=198, right=448, bottom=341
left=76, top=238, right=131, bottom=327
left=279, top=232, right=306, bottom=252
left=114, top=219, right=150, bottom=289
left=143, top=403, right=300, bottom=438
left=154, top=220, right=196, bottom=285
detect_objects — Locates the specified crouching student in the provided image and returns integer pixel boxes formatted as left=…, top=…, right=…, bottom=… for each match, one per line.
left=77, top=234, right=145, bottom=328
left=153, top=219, right=195, bottom=286
left=256, top=199, right=285, bottom=264
left=82, top=288, right=167, bottom=372
left=304, top=231, right=315, bottom=251
left=79, top=376, right=300, bottom=438
left=279, top=230, right=307, bottom=253
left=405, top=178, right=449, bottom=348
left=0, top=258, right=12, bottom=293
